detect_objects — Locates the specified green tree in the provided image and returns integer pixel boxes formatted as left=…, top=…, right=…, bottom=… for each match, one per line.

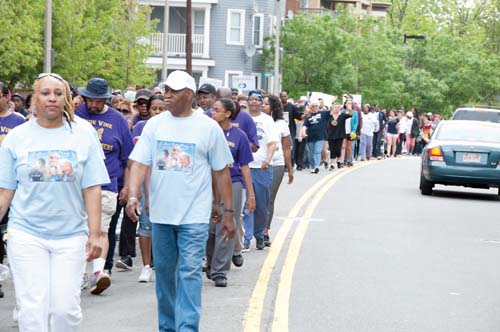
left=0, top=0, right=44, bottom=87
left=52, top=0, right=157, bottom=89
left=104, top=0, right=157, bottom=88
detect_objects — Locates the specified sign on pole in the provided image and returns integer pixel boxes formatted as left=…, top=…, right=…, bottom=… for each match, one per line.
left=232, top=76, right=256, bottom=91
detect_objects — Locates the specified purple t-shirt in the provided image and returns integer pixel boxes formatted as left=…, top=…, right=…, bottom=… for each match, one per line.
left=75, top=104, right=134, bottom=193
left=132, top=120, right=147, bottom=144
left=224, top=126, right=253, bottom=184
left=0, top=112, right=26, bottom=146
left=231, top=110, right=259, bottom=148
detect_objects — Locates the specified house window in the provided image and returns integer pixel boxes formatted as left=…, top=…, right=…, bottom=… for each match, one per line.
left=193, top=9, right=205, bottom=35
left=252, top=14, right=264, bottom=48
left=226, top=9, right=245, bottom=45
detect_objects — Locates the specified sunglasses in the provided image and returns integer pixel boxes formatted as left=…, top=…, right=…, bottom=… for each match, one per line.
left=36, top=73, right=65, bottom=82
left=118, top=109, right=131, bottom=113
left=136, top=99, right=148, bottom=106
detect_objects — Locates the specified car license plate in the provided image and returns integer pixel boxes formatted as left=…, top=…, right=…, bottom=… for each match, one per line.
left=462, top=153, right=481, bottom=163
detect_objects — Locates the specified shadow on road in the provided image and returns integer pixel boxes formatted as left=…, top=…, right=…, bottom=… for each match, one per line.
left=431, top=189, right=500, bottom=202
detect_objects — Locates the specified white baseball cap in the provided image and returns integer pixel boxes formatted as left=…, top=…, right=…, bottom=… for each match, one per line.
left=159, top=70, right=196, bottom=93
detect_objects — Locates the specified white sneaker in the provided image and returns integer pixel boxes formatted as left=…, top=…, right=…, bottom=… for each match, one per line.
left=81, top=272, right=89, bottom=290
left=138, top=266, right=153, bottom=283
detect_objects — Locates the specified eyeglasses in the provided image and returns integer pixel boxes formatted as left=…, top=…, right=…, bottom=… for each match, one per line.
left=36, top=73, right=65, bottom=82
left=212, top=108, right=228, bottom=114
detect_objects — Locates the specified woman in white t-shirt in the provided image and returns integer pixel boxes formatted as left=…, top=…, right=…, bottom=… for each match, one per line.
left=0, top=74, right=109, bottom=332
left=262, top=95, right=293, bottom=246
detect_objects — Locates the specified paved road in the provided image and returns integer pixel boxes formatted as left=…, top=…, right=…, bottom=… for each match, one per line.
left=289, top=158, right=500, bottom=332
left=1, top=157, right=500, bottom=331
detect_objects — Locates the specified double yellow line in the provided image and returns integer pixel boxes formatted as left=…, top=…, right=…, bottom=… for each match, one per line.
left=242, top=161, right=377, bottom=332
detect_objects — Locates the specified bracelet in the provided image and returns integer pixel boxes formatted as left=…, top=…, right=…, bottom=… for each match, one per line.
left=128, top=197, right=139, bottom=202
left=224, top=209, right=234, bottom=213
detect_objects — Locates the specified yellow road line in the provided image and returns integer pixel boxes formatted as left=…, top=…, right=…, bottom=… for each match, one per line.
left=271, top=161, right=377, bottom=332
left=242, top=168, right=345, bottom=332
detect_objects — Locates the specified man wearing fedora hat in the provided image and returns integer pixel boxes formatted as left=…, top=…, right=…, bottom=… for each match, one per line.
left=126, top=70, right=235, bottom=332
left=75, top=77, right=134, bottom=295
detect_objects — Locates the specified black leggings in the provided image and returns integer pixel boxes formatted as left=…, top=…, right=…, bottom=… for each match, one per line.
left=328, top=139, right=343, bottom=159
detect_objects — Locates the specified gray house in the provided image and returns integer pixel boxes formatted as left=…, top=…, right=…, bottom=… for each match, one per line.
left=138, top=0, right=286, bottom=92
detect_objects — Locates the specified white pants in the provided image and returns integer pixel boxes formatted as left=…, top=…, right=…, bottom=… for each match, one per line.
left=7, top=228, right=87, bottom=332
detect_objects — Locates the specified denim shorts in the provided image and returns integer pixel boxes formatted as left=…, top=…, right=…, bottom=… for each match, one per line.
left=137, top=195, right=152, bottom=238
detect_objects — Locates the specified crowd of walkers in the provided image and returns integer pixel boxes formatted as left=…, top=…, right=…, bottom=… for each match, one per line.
left=0, top=70, right=439, bottom=332
left=289, top=95, right=441, bottom=172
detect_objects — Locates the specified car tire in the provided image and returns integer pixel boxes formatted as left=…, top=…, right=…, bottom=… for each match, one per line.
left=420, top=173, right=433, bottom=196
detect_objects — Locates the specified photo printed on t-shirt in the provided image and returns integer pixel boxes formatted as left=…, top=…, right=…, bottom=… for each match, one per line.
left=28, top=150, right=78, bottom=182
left=155, top=140, right=195, bottom=173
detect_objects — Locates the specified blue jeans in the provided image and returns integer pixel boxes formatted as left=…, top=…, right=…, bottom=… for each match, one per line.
left=307, top=140, right=323, bottom=169
left=243, top=167, right=273, bottom=246
left=152, top=223, right=208, bottom=332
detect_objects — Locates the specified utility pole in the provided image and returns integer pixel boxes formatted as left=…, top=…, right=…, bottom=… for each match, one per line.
left=44, top=0, right=52, bottom=72
left=273, top=0, right=281, bottom=94
left=186, top=0, right=193, bottom=75
left=162, top=0, right=169, bottom=81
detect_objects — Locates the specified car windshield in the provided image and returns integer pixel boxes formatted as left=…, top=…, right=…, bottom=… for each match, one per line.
left=452, top=109, right=500, bottom=123
left=436, top=123, right=500, bottom=143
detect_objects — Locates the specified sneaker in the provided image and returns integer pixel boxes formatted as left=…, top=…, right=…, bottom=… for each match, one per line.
left=90, top=272, right=111, bottom=295
left=263, top=234, right=271, bottom=247
left=214, top=276, right=227, bottom=287
left=241, top=244, right=250, bottom=253
left=205, top=266, right=212, bottom=280
left=329, top=165, right=335, bottom=171
left=314, top=168, right=320, bottom=174
left=310, top=169, right=316, bottom=174
left=256, top=238, right=265, bottom=250
left=296, top=166, right=303, bottom=171
left=115, top=255, right=132, bottom=270
left=202, top=256, right=208, bottom=272
left=81, top=272, right=89, bottom=290
left=138, top=266, right=153, bottom=283
left=232, top=254, right=244, bottom=267
left=0, top=284, right=3, bottom=298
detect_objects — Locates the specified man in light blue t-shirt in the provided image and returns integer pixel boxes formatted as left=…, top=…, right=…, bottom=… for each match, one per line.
left=126, top=70, right=235, bottom=332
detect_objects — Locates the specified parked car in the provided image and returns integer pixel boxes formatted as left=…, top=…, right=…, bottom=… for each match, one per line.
left=451, top=107, right=500, bottom=123
left=420, top=120, right=500, bottom=196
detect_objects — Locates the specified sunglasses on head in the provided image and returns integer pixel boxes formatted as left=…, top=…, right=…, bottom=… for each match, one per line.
left=36, top=73, right=65, bottom=82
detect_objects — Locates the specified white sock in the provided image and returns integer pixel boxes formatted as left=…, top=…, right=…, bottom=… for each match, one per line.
left=92, top=258, right=106, bottom=275
left=144, top=265, right=151, bottom=269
